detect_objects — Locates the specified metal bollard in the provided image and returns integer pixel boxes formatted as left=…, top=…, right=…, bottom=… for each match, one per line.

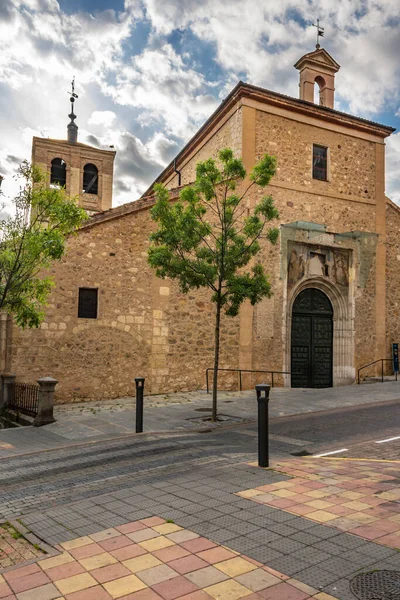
left=256, top=383, right=270, bottom=467
left=135, top=377, right=145, bottom=433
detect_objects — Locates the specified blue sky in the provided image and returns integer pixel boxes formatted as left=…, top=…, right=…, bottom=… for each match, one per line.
left=0, top=0, right=400, bottom=207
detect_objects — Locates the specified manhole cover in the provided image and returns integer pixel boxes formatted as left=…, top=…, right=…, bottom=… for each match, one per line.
left=350, top=570, right=400, bottom=599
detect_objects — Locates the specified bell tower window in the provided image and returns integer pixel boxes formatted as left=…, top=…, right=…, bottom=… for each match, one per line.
left=50, top=158, right=66, bottom=187
left=83, top=163, right=98, bottom=195
left=313, top=145, right=328, bottom=181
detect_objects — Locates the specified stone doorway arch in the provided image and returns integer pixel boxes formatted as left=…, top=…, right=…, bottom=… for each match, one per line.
left=284, top=276, right=355, bottom=387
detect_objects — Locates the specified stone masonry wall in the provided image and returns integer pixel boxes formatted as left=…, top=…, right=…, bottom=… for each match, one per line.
left=385, top=201, right=400, bottom=354
left=166, top=107, right=242, bottom=189
left=10, top=207, right=241, bottom=402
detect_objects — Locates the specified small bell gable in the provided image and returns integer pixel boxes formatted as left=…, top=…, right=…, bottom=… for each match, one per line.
left=294, top=48, right=340, bottom=109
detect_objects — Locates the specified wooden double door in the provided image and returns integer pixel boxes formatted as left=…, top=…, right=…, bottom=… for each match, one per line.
left=291, top=288, right=333, bottom=388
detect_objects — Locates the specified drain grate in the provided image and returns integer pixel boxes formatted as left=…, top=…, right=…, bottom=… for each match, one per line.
left=350, top=571, right=400, bottom=599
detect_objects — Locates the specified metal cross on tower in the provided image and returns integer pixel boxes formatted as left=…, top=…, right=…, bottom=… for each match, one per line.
left=312, top=19, right=324, bottom=49
left=67, top=76, right=78, bottom=115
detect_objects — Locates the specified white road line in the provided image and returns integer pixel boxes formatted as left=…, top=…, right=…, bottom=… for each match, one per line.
left=314, top=448, right=348, bottom=458
left=375, top=435, right=400, bottom=444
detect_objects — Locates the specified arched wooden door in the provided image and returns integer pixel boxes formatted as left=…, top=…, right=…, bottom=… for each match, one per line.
left=291, top=288, right=333, bottom=388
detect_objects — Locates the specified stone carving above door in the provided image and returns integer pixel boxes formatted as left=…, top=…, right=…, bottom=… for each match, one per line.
left=287, top=242, right=350, bottom=291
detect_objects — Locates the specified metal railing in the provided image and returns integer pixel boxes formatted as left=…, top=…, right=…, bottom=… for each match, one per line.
left=8, top=382, right=39, bottom=417
left=206, top=368, right=290, bottom=393
left=357, top=359, right=398, bottom=384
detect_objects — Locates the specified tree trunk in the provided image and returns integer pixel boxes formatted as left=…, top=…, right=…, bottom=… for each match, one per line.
left=212, top=299, right=222, bottom=421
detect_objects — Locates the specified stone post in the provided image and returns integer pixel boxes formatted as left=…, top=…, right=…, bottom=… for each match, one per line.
left=1, top=373, right=16, bottom=409
left=33, top=377, right=57, bottom=427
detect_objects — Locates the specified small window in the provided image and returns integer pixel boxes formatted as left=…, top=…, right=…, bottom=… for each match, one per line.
left=83, top=163, right=98, bottom=195
left=78, top=288, right=98, bottom=319
left=50, top=158, right=66, bottom=187
left=313, top=145, right=328, bottom=181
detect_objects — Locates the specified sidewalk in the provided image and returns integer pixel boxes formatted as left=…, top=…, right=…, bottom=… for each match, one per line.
left=1, top=382, right=400, bottom=458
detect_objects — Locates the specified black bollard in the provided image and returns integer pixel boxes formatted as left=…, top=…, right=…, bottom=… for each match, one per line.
left=135, top=377, right=145, bottom=433
left=256, top=383, right=270, bottom=467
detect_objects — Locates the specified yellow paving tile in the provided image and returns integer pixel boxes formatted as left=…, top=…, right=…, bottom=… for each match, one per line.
left=305, top=490, right=330, bottom=499
left=342, top=501, right=372, bottom=511
left=55, top=572, right=97, bottom=595
left=39, top=551, right=75, bottom=570
left=138, top=536, right=175, bottom=552
left=152, top=523, right=183, bottom=534
left=271, top=489, right=296, bottom=498
left=338, top=491, right=363, bottom=500
left=0, top=575, right=4, bottom=584
left=103, top=574, right=147, bottom=598
left=61, top=536, right=93, bottom=551
left=345, top=512, right=379, bottom=524
left=305, top=500, right=334, bottom=510
left=307, top=510, right=338, bottom=523
left=314, top=593, right=340, bottom=600
left=90, top=528, right=120, bottom=542
left=79, top=551, right=117, bottom=571
left=215, top=557, right=257, bottom=577
left=388, top=514, right=400, bottom=523
left=237, top=489, right=262, bottom=498
left=205, top=579, right=253, bottom=600
left=123, top=554, right=162, bottom=573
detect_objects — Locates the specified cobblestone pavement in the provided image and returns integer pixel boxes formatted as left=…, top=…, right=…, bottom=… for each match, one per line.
left=1, top=382, right=400, bottom=458
left=329, top=438, right=400, bottom=461
left=0, top=428, right=397, bottom=599
left=0, top=524, right=43, bottom=569
left=238, top=457, right=400, bottom=547
left=0, top=517, right=340, bottom=599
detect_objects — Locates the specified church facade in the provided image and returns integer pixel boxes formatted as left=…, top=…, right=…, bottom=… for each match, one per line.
left=2, top=48, right=400, bottom=402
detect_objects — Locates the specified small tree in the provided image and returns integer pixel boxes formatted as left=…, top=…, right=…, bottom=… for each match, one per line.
left=148, top=148, right=279, bottom=420
left=0, top=161, right=88, bottom=328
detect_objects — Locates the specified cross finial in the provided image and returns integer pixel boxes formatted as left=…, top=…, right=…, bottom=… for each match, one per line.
left=67, top=76, right=79, bottom=143
left=67, top=76, right=78, bottom=116
left=312, top=19, right=324, bottom=49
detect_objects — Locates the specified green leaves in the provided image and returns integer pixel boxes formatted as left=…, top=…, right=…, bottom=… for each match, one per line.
left=148, top=148, right=279, bottom=316
left=0, top=161, right=88, bottom=328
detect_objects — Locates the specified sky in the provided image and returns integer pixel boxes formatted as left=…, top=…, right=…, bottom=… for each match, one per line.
left=1, top=0, right=400, bottom=212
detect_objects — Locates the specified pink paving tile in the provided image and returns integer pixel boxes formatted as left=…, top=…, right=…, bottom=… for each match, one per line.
left=0, top=583, right=12, bottom=599
left=289, top=494, right=313, bottom=503
left=348, top=525, right=390, bottom=540
left=153, top=575, right=199, bottom=599
left=140, top=517, right=166, bottom=527
left=65, top=584, right=112, bottom=599
left=91, top=562, right=132, bottom=583
left=166, top=555, right=209, bottom=575
left=4, top=563, right=40, bottom=582
left=326, top=505, right=356, bottom=516
left=45, top=561, right=86, bottom=581
left=267, top=499, right=298, bottom=509
left=258, top=582, right=310, bottom=599
left=0, top=596, right=16, bottom=600
left=180, top=538, right=216, bottom=553
left=196, top=547, right=237, bottom=564
left=287, top=505, right=316, bottom=516
left=8, top=571, right=50, bottom=594
left=374, top=533, right=400, bottom=548
left=119, top=590, right=163, bottom=599
left=117, top=522, right=148, bottom=535
left=111, top=544, right=147, bottom=561
left=99, top=535, right=133, bottom=552
left=152, top=546, right=190, bottom=563
left=69, top=542, right=104, bottom=560
left=372, top=519, right=400, bottom=533
left=301, top=482, right=326, bottom=490
left=175, top=592, right=213, bottom=600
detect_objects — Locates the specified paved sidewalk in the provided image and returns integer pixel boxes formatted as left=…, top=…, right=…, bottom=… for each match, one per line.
left=0, top=517, right=339, bottom=600
left=1, top=382, right=400, bottom=457
left=0, top=524, right=43, bottom=570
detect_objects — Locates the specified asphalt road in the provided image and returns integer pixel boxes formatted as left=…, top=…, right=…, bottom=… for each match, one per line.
left=0, top=398, right=398, bottom=519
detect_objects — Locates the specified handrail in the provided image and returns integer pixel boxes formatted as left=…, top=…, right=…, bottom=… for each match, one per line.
left=205, top=368, right=290, bottom=394
left=357, top=358, right=397, bottom=384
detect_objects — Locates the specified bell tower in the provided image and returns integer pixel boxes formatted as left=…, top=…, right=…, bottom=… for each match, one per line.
left=294, top=48, right=340, bottom=109
left=31, top=78, right=116, bottom=214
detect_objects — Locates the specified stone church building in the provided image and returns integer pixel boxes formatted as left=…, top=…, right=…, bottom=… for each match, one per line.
left=2, top=47, right=400, bottom=401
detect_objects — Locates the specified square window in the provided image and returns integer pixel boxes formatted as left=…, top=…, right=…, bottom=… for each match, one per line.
left=78, top=288, right=98, bottom=319
left=313, top=145, right=328, bottom=181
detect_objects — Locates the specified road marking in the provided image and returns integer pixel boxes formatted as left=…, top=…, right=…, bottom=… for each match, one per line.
left=375, top=435, right=400, bottom=444
left=313, top=448, right=348, bottom=458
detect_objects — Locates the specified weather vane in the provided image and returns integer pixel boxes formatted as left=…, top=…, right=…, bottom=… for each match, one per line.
left=312, top=19, right=324, bottom=49
left=67, top=76, right=78, bottom=116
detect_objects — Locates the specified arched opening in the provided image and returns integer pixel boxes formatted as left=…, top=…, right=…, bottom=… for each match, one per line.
left=291, top=288, right=333, bottom=388
left=314, top=75, right=326, bottom=106
left=50, top=158, right=66, bottom=187
left=83, top=163, right=98, bottom=195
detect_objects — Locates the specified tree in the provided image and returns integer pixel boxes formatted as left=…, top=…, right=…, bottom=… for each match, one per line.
left=148, top=148, right=279, bottom=421
left=0, top=161, right=88, bottom=328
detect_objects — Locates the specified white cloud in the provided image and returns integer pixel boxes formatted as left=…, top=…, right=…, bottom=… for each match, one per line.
left=89, top=111, right=117, bottom=127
